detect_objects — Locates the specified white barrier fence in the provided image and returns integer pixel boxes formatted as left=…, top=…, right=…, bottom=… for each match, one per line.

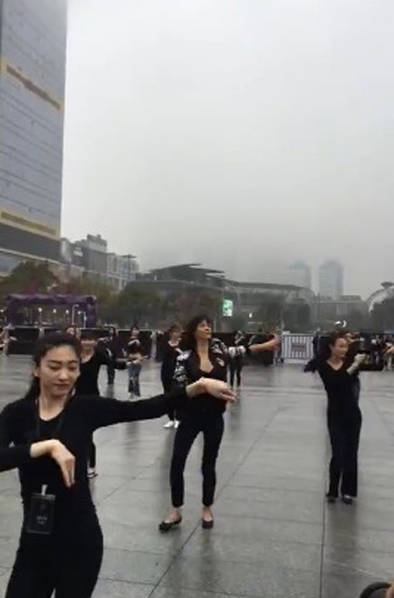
left=281, top=333, right=314, bottom=362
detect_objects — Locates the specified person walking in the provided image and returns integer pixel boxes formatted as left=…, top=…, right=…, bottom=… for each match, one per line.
left=161, top=324, right=183, bottom=429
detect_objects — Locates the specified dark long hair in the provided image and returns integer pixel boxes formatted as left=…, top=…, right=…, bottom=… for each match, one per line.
left=183, top=314, right=213, bottom=351
left=24, top=333, right=81, bottom=401
left=319, top=331, right=348, bottom=362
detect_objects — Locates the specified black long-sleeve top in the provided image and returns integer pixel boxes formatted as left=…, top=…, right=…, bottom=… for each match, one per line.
left=318, top=360, right=360, bottom=418
left=0, top=389, right=188, bottom=517
left=161, top=342, right=182, bottom=390
left=173, top=339, right=247, bottom=416
left=75, top=350, right=111, bottom=396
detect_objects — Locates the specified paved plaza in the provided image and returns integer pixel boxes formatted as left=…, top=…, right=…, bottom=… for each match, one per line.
left=0, top=355, right=394, bottom=597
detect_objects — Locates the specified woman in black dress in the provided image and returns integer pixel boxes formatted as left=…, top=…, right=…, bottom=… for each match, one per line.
left=160, top=315, right=279, bottom=531
left=318, top=332, right=366, bottom=505
left=0, top=333, right=234, bottom=598
left=161, top=324, right=183, bottom=429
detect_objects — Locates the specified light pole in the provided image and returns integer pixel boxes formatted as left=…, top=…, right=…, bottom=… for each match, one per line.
left=71, top=305, right=79, bottom=325
left=38, top=307, right=42, bottom=325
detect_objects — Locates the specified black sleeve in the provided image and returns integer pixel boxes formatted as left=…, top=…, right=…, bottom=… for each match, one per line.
left=161, top=346, right=174, bottom=382
left=82, top=388, right=190, bottom=431
left=0, top=405, right=32, bottom=472
left=96, top=349, right=112, bottom=367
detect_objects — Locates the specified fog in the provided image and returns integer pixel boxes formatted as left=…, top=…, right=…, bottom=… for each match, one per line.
left=62, top=0, right=394, bottom=298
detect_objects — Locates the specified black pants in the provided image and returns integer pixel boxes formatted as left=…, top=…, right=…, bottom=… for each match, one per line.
left=6, top=516, right=103, bottom=598
left=162, top=378, right=176, bottom=421
left=230, top=357, right=243, bottom=387
left=327, top=408, right=362, bottom=497
left=88, top=437, right=96, bottom=469
left=170, top=413, right=224, bottom=507
left=107, top=362, right=115, bottom=385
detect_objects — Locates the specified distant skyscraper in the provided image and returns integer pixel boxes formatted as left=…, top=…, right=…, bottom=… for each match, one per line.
left=288, top=261, right=312, bottom=289
left=319, top=260, right=344, bottom=299
left=0, top=0, right=67, bottom=275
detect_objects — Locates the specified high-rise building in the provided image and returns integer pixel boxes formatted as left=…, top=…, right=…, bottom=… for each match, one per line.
left=288, top=261, right=312, bottom=289
left=319, top=260, right=344, bottom=299
left=0, top=0, right=67, bottom=276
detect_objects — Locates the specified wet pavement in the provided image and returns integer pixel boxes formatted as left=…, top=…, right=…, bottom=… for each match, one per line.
left=0, top=355, right=393, bottom=597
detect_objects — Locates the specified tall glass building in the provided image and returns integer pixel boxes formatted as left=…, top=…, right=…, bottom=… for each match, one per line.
left=0, top=0, right=67, bottom=275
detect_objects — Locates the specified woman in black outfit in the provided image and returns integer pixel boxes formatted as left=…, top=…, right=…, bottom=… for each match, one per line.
left=76, top=331, right=114, bottom=479
left=0, top=333, right=234, bottom=598
left=318, top=332, right=366, bottom=505
left=160, top=315, right=279, bottom=531
left=161, top=324, right=183, bottom=429
left=99, top=327, right=122, bottom=386
left=229, top=330, right=247, bottom=388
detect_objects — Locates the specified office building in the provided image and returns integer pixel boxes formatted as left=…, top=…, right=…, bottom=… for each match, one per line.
left=287, top=261, right=312, bottom=289
left=0, top=0, right=67, bottom=275
left=319, top=260, right=344, bottom=299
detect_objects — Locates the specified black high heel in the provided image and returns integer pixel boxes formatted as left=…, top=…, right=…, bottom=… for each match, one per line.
left=202, top=518, right=214, bottom=529
left=158, top=517, right=182, bottom=532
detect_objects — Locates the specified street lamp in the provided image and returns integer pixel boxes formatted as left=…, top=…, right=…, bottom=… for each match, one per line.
left=38, top=307, right=42, bottom=325
left=71, top=305, right=79, bottom=325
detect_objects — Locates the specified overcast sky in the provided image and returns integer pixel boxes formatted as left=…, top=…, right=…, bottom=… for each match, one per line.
left=62, top=0, right=394, bottom=298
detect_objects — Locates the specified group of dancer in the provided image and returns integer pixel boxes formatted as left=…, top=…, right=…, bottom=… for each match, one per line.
left=0, top=315, right=391, bottom=597
left=0, top=315, right=278, bottom=597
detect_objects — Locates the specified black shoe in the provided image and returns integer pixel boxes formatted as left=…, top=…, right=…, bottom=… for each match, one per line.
left=159, top=517, right=182, bottom=532
left=326, top=493, right=337, bottom=504
left=202, top=518, right=214, bottom=529
left=342, top=495, right=353, bottom=505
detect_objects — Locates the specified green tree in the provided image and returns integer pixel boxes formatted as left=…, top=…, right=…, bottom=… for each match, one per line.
left=0, top=261, right=58, bottom=301
left=114, top=286, right=163, bottom=327
left=254, top=294, right=285, bottom=329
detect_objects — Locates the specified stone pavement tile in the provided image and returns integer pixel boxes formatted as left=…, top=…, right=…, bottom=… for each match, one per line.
left=181, top=533, right=321, bottom=571
left=100, top=517, right=196, bottom=556
left=215, top=485, right=324, bottom=524
left=100, top=547, right=172, bottom=585
left=151, top=588, right=259, bottom=598
left=230, top=471, right=324, bottom=493
left=325, top=496, right=394, bottom=532
left=0, top=537, right=18, bottom=569
left=186, top=515, right=322, bottom=546
left=159, top=555, right=320, bottom=598
left=323, top=545, right=394, bottom=580
left=94, top=579, right=154, bottom=598
left=0, top=567, right=10, bottom=598
left=321, top=567, right=386, bottom=598
left=325, top=525, right=394, bottom=554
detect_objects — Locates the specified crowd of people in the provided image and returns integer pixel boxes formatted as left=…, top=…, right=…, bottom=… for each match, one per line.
left=0, top=317, right=392, bottom=597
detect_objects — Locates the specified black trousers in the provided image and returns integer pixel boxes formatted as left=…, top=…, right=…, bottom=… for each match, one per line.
left=162, top=378, right=176, bottom=421
left=327, top=408, right=362, bottom=497
left=107, top=362, right=115, bottom=384
left=88, top=437, right=96, bottom=469
left=170, top=413, right=224, bottom=507
left=6, top=516, right=103, bottom=598
left=230, top=357, right=243, bottom=387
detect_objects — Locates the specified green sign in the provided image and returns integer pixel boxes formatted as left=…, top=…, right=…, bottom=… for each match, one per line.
left=222, top=299, right=234, bottom=317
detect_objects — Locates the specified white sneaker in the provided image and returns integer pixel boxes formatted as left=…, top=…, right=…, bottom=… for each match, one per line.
left=163, top=420, right=175, bottom=429
left=174, top=420, right=180, bottom=429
